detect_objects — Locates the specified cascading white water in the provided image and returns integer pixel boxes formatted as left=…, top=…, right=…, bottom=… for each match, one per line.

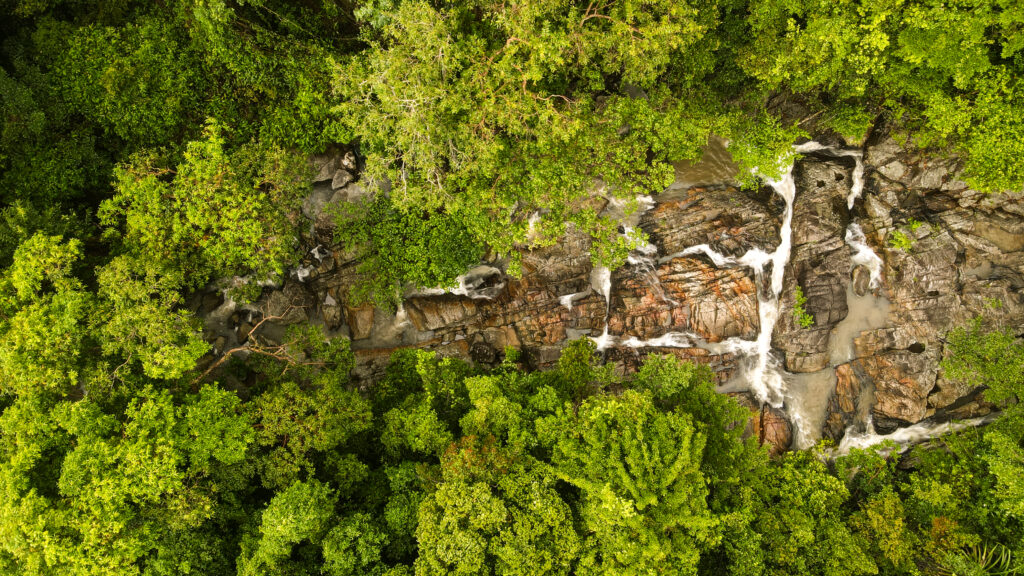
left=609, top=143, right=823, bottom=406
left=526, top=212, right=542, bottom=242
left=411, top=265, right=506, bottom=300
left=560, top=291, right=589, bottom=311
left=659, top=244, right=737, bottom=267
left=734, top=146, right=819, bottom=406
left=825, top=147, right=885, bottom=291
left=704, top=142, right=825, bottom=406
left=590, top=264, right=614, bottom=351
left=846, top=224, right=884, bottom=289
left=579, top=146, right=805, bottom=405
left=574, top=141, right=939, bottom=451
left=835, top=415, right=994, bottom=455
left=587, top=195, right=658, bottom=351
left=622, top=332, right=695, bottom=348
left=624, top=141, right=890, bottom=446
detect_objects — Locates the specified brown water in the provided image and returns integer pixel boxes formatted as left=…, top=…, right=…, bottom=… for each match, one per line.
left=786, top=286, right=892, bottom=448
left=661, top=136, right=739, bottom=201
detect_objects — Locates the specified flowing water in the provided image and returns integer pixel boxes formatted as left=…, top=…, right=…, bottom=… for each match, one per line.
left=590, top=264, right=613, bottom=351
left=835, top=415, right=995, bottom=455
left=410, top=265, right=506, bottom=299
left=392, top=138, right=965, bottom=452
left=663, top=136, right=740, bottom=199
left=597, top=140, right=918, bottom=449
left=831, top=287, right=891, bottom=365
left=846, top=224, right=884, bottom=289
left=590, top=195, right=659, bottom=351
left=782, top=287, right=892, bottom=448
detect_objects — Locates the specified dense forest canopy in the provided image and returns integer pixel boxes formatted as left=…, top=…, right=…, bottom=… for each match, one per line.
left=0, top=0, right=1022, bottom=574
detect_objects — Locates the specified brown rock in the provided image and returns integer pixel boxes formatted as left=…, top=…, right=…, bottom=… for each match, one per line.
left=731, top=392, right=793, bottom=457
left=405, top=297, right=478, bottom=331
left=199, top=137, right=1024, bottom=454
left=823, top=363, right=865, bottom=442
left=345, top=304, right=375, bottom=340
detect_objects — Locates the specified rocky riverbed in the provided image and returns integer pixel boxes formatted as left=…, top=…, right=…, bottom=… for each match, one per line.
left=194, top=134, right=1024, bottom=454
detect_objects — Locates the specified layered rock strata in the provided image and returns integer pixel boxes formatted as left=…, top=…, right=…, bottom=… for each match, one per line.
left=197, top=137, right=1024, bottom=453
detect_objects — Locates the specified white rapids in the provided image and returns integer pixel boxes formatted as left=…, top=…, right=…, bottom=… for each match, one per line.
left=567, top=140, right=961, bottom=452
left=587, top=195, right=658, bottom=351
left=846, top=223, right=884, bottom=289
left=607, top=140, right=907, bottom=449
left=410, top=265, right=506, bottom=300
left=834, top=415, right=994, bottom=455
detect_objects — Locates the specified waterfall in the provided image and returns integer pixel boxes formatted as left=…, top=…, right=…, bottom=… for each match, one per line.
left=587, top=195, right=657, bottom=351
left=846, top=224, right=884, bottom=289
left=590, top=265, right=614, bottom=350
left=622, top=332, right=695, bottom=348
left=609, top=144, right=820, bottom=406
left=659, top=244, right=736, bottom=267
left=560, top=291, right=589, bottom=311
left=410, top=265, right=506, bottom=300
left=834, top=415, right=995, bottom=455
left=579, top=140, right=907, bottom=450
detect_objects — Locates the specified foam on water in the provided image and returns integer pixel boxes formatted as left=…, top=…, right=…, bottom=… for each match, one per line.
left=589, top=195, right=660, bottom=350
left=835, top=416, right=994, bottom=455
left=636, top=143, right=820, bottom=407
left=593, top=326, right=614, bottom=351
left=845, top=224, right=884, bottom=289
left=579, top=140, right=974, bottom=450
left=660, top=244, right=737, bottom=267
left=621, top=332, right=696, bottom=348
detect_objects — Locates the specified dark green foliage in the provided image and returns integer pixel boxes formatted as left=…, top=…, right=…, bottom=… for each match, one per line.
left=53, top=17, right=205, bottom=146
left=336, top=195, right=486, bottom=309
left=99, top=120, right=310, bottom=291
left=2, top=0, right=1024, bottom=574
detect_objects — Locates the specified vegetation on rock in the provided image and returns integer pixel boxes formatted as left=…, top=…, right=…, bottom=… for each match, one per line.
left=0, top=0, right=1022, bottom=574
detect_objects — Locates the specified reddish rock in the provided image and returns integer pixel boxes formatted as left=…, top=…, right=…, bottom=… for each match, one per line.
left=731, top=392, right=793, bottom=457
left=200, top=137, right=1024, bottom=452
left=405, top=297, right=478, bottom=331
left=823, top=363, right=865, bottom=442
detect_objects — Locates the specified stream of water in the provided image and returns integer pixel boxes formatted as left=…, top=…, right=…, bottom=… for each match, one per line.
left=589, top=140, right=925, bottom=450
left=835, top=415, right=995, bottom=454
left=397, top=138, right=968, bottom=453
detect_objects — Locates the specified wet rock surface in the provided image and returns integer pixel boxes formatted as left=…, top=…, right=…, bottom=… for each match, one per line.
left=774, top=158, right=855, bottom=374
left=732, top=392, right=793, bottom=456
left=198, top=141, right=1024, bottom=452
left=840, top=135, right=1024, bottom=434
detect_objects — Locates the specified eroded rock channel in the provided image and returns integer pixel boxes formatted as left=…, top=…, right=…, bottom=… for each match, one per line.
left=196, top=136, right=1024, bottom=454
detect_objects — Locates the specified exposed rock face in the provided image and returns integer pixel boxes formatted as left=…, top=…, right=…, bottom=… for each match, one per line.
left=830, top=135, right=1024, bottom=435
left=774, top=157, right=855, bottom=374
left=199, top=141, right=1024, bottom=453
left=732, top=392, right=793, bottom=456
